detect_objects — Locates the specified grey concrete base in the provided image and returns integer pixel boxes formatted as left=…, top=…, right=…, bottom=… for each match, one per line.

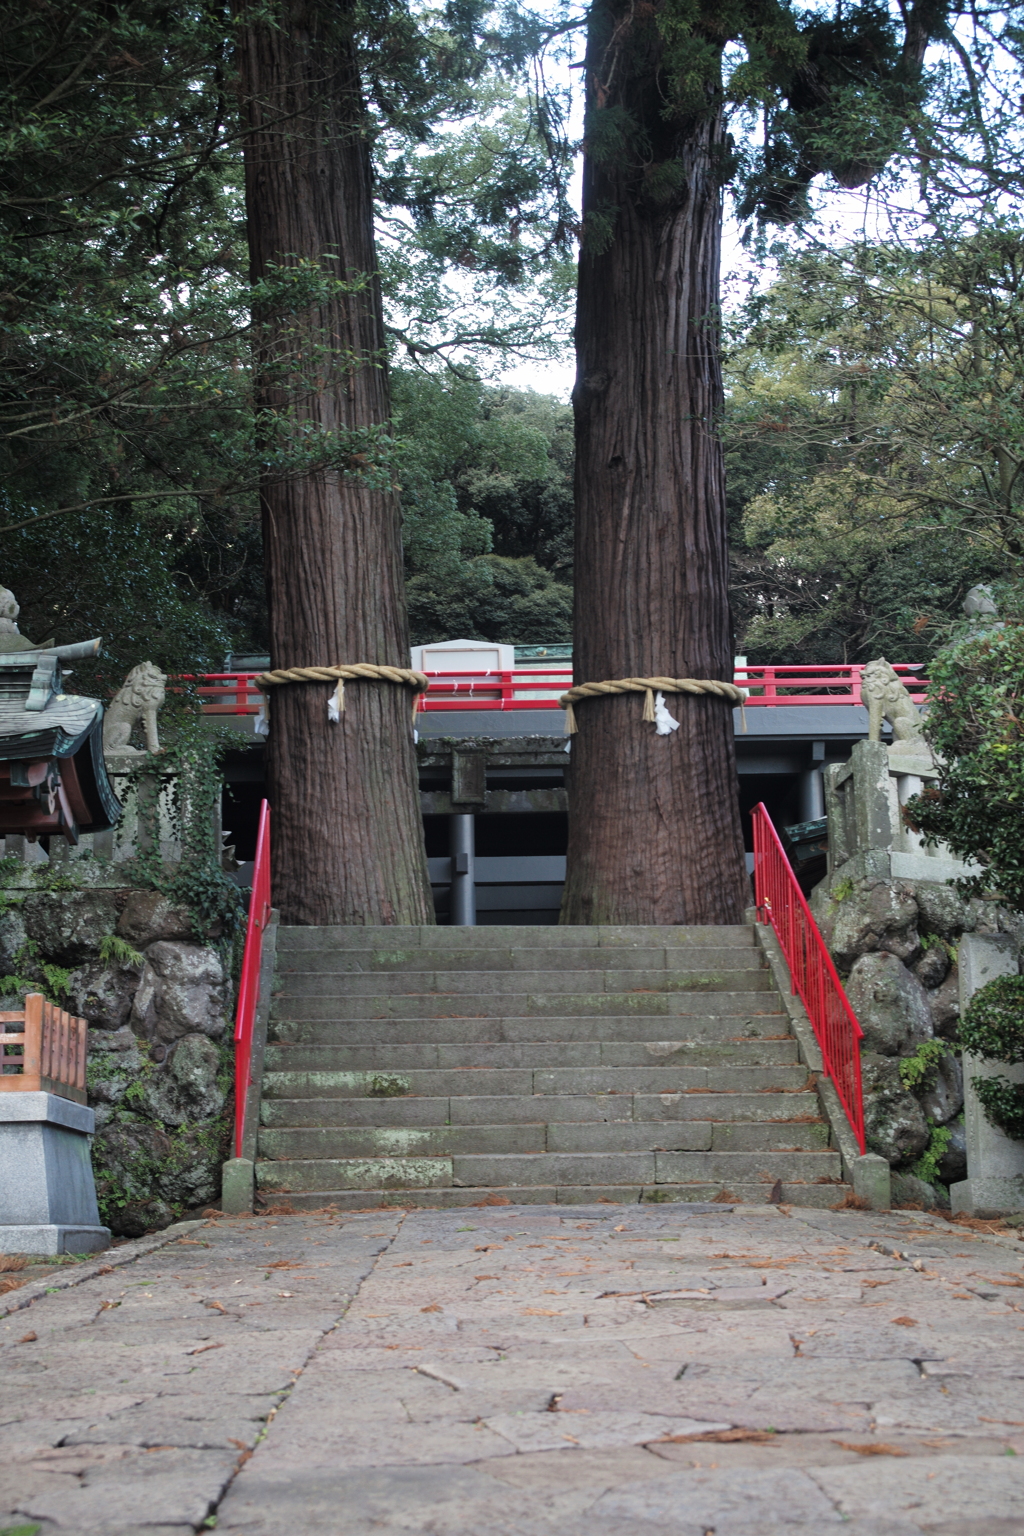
left=0, top=1091, right=103, bottom=1230
left=950, top=1176, right=1024, bottom=1219
left=221, top=1157, right=255, bottom=1215
left=851, top=1152, right=891, bottom=1211
left=0, top=1223, right=110, bottom=1255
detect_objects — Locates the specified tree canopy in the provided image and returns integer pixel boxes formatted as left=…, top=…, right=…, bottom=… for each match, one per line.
left=2, top=0, right=1024, bottom=690
left=0, top=0, right=573, bottom=679
left=723, top=240, right=1019, bottom=664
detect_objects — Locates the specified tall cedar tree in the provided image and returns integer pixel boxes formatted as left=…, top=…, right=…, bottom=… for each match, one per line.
left=562, top=0, right=949, bottom=925
left=236, top=0, right=433, bottom=924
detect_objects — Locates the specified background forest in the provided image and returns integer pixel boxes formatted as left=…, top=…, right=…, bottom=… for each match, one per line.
left=2, top=0, right=1022, bottom=680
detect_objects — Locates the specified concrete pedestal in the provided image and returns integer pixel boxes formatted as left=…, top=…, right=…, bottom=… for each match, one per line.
left=950, top=934, right=1024, bottom=1219
left=0, top=1093, right=110, bottom=1254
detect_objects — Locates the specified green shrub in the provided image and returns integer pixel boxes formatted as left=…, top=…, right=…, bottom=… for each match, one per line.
left=959, top=974, right=1024, bottom=1063
left=971, top=1077, right=1024, bottom=1141
left=958, top=974, right=1024, bottom=1142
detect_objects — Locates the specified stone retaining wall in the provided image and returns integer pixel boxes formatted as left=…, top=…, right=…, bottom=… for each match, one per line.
left=0, top=876, right=233, bottom=1236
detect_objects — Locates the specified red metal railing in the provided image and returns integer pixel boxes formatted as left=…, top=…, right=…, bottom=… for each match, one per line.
left=751, top=802, right=866, bottom=1154
left=192, top=663, right=928, bottom=716
left=233, top=799, right=271, bottom=1159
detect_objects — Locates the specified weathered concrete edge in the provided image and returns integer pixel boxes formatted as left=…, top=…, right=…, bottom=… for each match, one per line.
left=752, top=920, right=890, bottom=1209
left=0, top=1218, right=209, bottom=1319
left=222, top=908, right=280, bottom=1214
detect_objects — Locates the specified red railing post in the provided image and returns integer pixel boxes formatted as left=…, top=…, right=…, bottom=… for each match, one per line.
left=233, top=800, right=271, bottom=1160
left=751, top=802, right=866, bottom=1154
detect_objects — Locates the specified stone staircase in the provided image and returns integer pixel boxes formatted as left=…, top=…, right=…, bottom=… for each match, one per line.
left=255, top=924, right=851, bottom=1209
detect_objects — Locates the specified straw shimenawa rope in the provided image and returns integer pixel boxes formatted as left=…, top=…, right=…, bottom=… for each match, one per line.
left=559, top=675, right=746, bottom=734
left=256, top=663, right=429, bottom=724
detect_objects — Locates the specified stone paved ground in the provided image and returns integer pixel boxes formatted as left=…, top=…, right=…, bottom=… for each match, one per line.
left=3, top=1205, right=1024, bottom=1534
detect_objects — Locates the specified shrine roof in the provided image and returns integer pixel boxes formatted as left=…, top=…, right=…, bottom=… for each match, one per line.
left=0, top=691, right=102, bottom=760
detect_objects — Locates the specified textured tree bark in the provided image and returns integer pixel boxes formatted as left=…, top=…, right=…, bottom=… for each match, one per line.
left=561, top=0, right=749, bottom=926
left=236, top=0, right=433, bottom=925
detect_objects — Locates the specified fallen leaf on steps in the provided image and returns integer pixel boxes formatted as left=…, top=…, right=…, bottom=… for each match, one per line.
left=833, top=1442, right=909, bottom=1457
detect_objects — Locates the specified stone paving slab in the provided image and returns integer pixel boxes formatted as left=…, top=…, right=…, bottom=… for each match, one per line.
left=2, top=1204, right=1024, bottom=1532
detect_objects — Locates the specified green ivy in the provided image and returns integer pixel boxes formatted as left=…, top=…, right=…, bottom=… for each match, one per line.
left=899, top=1039, right=950, bottom=1091
left=118, top=698, right=245, bottom=965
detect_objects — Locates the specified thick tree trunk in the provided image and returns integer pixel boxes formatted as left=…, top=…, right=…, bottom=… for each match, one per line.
left=561, top=0, right=748, bottom=926
left=236, top=0, right=433, bottom=925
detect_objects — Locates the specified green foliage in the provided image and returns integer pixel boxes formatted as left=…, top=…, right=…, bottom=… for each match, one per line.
left=899, top=1040, right=950, bottom=1092
left=920, top=933, right=957, bottom=964
left=971, top=1077, right=1024, bottom=1142
left=0, top=857, right=22, bottom=890
left=99, top=935, right=145, bottom=971
left=724, top=244, right=1012, bottom=666
left=86, top=1040, right=153, bottom=1099
left=392, top=373, right=573, bottom=643
left=950, top=974, right=1024, bottom=1143
left=0, top=1, right=575, bottom=675
left=569, top=0, right=947, bottom=234
left=38, top=963, right=72, bottom=1001
left=93, top=1098, right=231, bottom=1231
left=122, top=702, right=245, bottom=957
left=3, top=938, right=71, bottom=1002
left=905, top=624, right=1024, bottom=914
left=30, top=864, right=82, bottom=895
left=912, top=1123, right=953, bottom=1186
left=831, top=879, right=855, bottom=903
left=959, top=975, right=1024, bottom=1064
left=408, top=554, right=572, bottom=646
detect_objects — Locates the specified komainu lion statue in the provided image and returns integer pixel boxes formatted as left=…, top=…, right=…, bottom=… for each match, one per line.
left=103, top=661, right=167, bottom=755
left=861, top=657, right=927, bottom=753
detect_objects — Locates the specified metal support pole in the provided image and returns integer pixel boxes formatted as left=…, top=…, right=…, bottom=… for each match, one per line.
left=449, top=813, right=476, bottom=926
left=799, top=768, right=824, bottom=823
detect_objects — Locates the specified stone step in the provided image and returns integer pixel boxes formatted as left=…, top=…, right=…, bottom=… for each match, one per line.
left=255, top=920, right=851, bottom=1211
left=261, top=1062, right=812, bottom=1100
left=273, top=990, right=782, bottom=1021
left=269, top=1013, right=790, bottom=1046
left=276, top=968, right=774, bottom=998
left=259, top=1089, right=824, bottom=1127
left=277, top=924, right=758, bottom=952
left=254, top=1147, right=842, bottom=1193
left=252, top=1182, right=847, bottom=1211
left=257, top=1118, right=831, bottom=1161
left=278, top=946, right=767, bottom=975
left=261, top=1039, right=800, bottom=1073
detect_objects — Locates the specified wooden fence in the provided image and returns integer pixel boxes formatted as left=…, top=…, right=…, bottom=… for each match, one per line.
left=0, top=993, right=88, bottom=1103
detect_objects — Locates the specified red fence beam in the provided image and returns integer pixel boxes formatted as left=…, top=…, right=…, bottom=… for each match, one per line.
left=751, top=802, right=866, bottom=1155
left=233, top=799, right=271, bottom=1160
